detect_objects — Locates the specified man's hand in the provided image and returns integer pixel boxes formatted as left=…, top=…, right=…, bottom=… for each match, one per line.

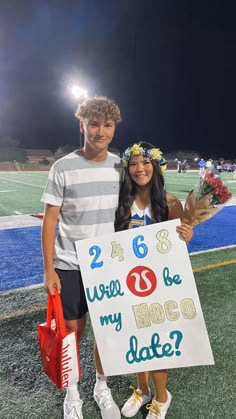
left=43, top=269, right=61, bottom=295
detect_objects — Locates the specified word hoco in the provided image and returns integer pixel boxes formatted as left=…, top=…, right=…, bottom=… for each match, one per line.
left=132, top=298, right=196, bottom=328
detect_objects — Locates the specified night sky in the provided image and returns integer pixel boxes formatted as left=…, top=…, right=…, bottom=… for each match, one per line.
left=1, top=0, right=236, bottom=159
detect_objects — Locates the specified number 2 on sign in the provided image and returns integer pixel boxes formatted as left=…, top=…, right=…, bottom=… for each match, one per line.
left=89, top=245, right=103, bottom=269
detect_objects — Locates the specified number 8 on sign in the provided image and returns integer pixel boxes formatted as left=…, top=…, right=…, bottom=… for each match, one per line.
left=126, top=266, right=157, bottom=297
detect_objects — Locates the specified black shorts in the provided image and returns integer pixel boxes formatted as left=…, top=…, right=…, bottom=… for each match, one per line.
left=55, top=269, right=88, bottom=320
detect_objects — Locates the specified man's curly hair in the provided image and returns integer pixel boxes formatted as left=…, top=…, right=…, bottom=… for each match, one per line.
left=75, top=96, right=122, bottom=124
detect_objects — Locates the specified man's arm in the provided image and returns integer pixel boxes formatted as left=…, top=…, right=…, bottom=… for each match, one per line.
left=42, top=203, right=61, bottom=295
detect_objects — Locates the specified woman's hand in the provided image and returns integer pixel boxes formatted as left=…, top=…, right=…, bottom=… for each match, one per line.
left=176, top=223, right=193, bottom=243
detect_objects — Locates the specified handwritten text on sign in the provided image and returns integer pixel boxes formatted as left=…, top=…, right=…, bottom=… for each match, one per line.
left=75, top=219, right=214, bottom=376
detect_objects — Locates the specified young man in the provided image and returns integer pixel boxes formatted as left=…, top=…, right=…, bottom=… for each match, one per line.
left=41, top=96, right=122, bottom=419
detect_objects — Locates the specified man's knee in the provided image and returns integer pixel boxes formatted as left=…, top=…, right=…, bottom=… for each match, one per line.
left=65, top=314, right=87, bottom=337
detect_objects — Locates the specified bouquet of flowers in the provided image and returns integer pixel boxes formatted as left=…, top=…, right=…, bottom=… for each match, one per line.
left=182, top=173, right=232, bottom=226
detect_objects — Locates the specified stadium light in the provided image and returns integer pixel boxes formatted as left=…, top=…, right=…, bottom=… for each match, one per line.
left=70, top=85, right=89, bottom=148
left=71, top=85, right=88, bottom=100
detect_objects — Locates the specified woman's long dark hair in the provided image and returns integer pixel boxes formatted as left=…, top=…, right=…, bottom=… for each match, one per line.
left=114, top=142, right=169, bottom=232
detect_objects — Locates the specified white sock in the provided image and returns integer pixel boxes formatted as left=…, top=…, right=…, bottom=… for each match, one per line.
left=66, top=384, right=80, bottom=400
left=139, top=388, right=151, bottom=398
left=95, top=372, right=108, bottom=392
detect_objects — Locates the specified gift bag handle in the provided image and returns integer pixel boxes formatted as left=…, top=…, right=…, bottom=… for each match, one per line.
left=46, top=289, right=67, bottom=338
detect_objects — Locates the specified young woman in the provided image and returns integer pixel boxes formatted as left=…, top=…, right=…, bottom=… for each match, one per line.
left=114, top=142, right=193, bottom=419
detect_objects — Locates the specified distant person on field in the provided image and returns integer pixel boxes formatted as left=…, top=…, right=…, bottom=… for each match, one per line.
left=205, top=159, right=213, bottom=174
left=177, top=159, right=182, bottom=174
left=232, top=163, right=236, bottom=180
left=181, top=159, right=188, bottom=174
left=198, top=158, right=206, bottom=176
left=209, top=160, right=220, bottom=177
left=41, top=96, right=122, bottom=419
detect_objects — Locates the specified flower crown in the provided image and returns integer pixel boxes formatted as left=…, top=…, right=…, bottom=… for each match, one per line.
left=121, top=143, right=167, bottom=171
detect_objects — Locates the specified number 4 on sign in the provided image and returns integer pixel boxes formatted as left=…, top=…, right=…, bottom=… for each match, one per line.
left=111, top=241, right=124, bottom=262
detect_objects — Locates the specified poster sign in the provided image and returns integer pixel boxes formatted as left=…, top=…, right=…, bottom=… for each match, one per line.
left=75, top=219, right=214, bottom=376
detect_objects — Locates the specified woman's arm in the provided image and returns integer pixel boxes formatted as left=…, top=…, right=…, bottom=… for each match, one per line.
left=166, top=193, right=193, bottom=243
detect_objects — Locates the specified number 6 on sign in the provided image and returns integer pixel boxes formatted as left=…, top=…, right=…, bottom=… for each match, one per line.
left=133, top=235, right=148, bottom=258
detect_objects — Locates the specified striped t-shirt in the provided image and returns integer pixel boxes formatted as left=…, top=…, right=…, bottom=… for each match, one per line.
left=41, top=150, right=121, bottom=270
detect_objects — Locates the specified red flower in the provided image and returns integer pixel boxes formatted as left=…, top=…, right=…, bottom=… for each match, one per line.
left=182, top=174, right=232, bottom=226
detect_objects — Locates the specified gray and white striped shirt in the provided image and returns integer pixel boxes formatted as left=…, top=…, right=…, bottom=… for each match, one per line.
left=41, top=150, right=121, bottom=270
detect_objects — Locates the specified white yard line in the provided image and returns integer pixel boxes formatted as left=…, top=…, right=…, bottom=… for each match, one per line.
left=0, top=283, right=43, bottom=296
left=189, top=244, right=236, bottom=256
left=0, top=202, right=9, bottom=211
left=0, top=190, right=17, bottom=193
left=0, top=214, right=42, bottom=229
left=0, top=177, right=45, bottom=188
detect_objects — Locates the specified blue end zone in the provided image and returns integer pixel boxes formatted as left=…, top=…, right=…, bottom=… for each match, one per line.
left=0, top=206, right=235, bottom=292
left=0, top=226, right=43, bottom=292
left=188, top=206, right=236, bottom=253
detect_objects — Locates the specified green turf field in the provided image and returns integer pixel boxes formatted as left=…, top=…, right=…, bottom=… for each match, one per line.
left=0, top=248, right=236, bottom=419
left=0, top=170, right=235, bottom=216
left=0, top=170, right=236, bottom=419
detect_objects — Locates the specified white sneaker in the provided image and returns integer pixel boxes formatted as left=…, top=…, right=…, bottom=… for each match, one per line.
left=64, top=390, right=83, bottom=419
left=94, top=386, right=121, bottom=419
left=146, top=390, right=172, bottom=419
left=121, top=387, right=152, bottom=417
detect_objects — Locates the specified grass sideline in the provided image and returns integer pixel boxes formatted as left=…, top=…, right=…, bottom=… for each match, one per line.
left=0, top=248, right=236, bottom=418
left=0, top=170, right=235, bottom=216
left=0, top=170, right=236, bottom=418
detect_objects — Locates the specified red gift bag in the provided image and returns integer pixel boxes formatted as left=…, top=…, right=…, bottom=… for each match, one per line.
left=37, top=289, right=81, bottom=390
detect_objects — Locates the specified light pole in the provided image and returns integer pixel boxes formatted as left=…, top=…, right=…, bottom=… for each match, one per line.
left=70, top=85, right=88, bottom=149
